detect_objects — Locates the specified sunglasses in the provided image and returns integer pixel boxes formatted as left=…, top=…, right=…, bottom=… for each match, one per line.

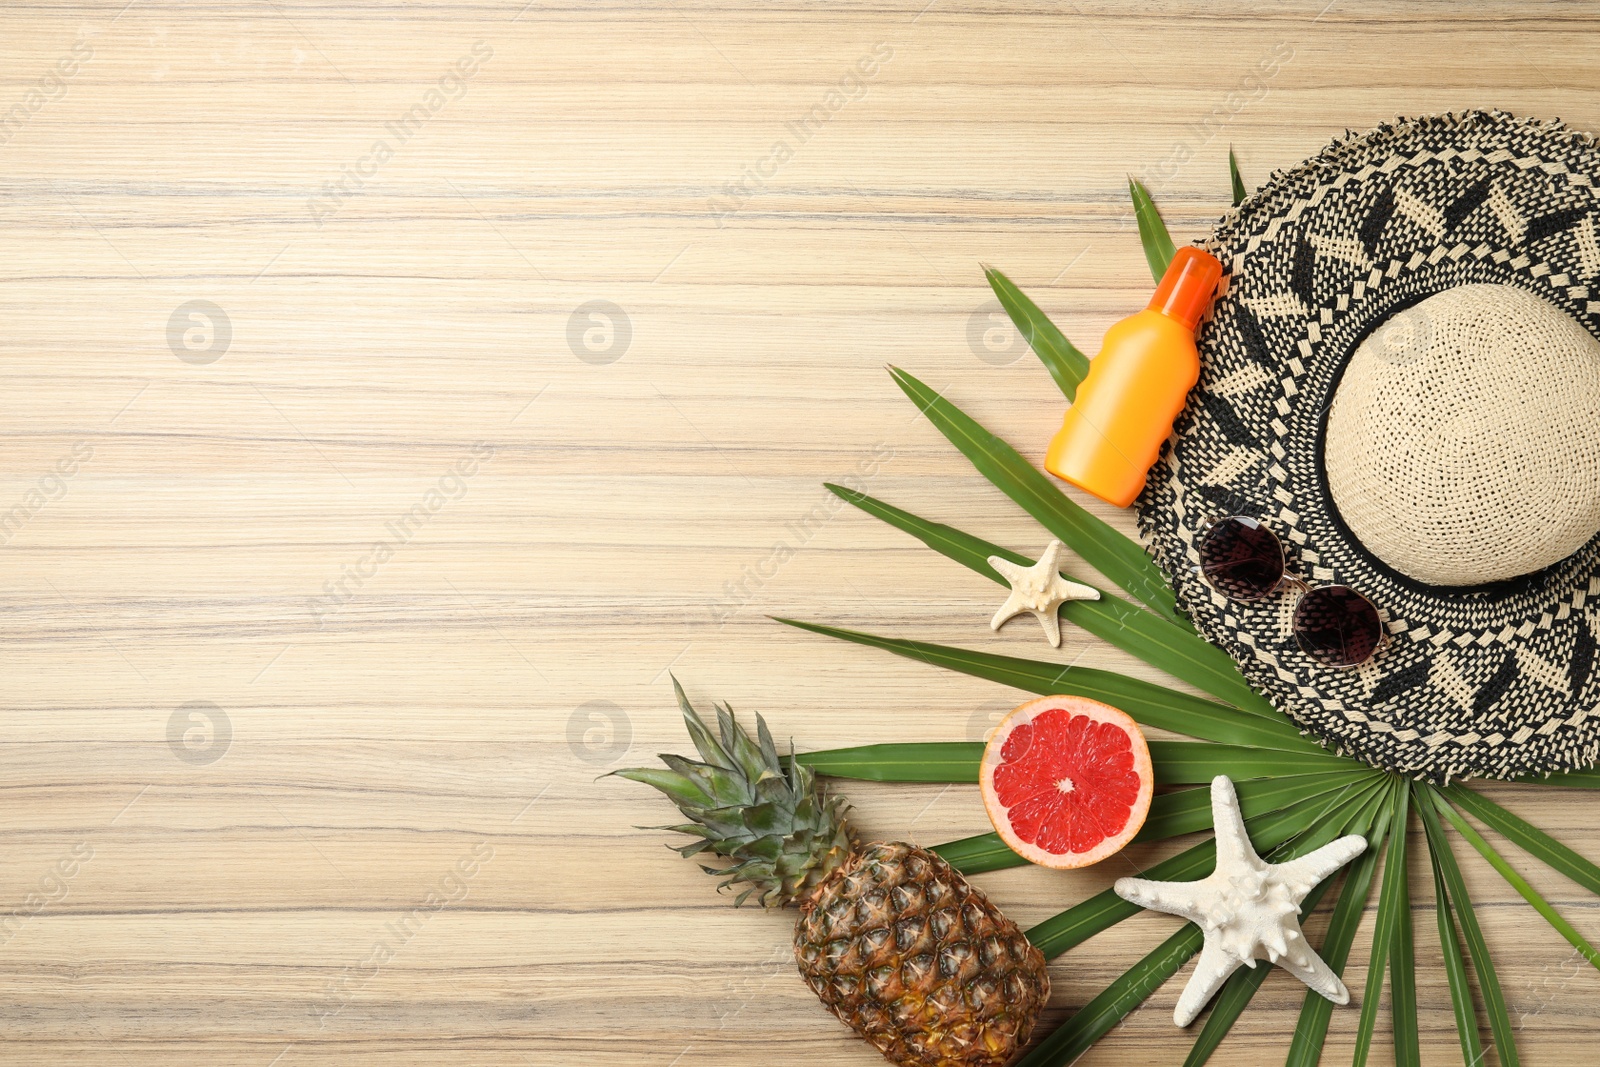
left=1196, top=516, right=1384, bottom=668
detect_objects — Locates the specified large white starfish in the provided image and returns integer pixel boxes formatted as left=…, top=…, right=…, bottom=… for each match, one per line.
left=1114, top=775, right=1368, bottom=1027
left=986, top=539, right=1099, bottom=647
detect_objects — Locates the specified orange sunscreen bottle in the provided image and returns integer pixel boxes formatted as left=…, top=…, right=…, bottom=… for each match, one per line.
left=1044, top=246, right=1223, bottom=507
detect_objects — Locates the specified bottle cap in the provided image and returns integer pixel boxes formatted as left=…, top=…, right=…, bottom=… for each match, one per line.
left=1147, top=246, right=1223, bottom=331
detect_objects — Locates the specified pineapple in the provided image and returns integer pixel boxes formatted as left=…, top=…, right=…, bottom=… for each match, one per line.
left=614, top=680, right=1049, bottom=1067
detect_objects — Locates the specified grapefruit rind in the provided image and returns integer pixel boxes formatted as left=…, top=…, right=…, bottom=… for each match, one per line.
left=978, top=696, right=1154, bottom=870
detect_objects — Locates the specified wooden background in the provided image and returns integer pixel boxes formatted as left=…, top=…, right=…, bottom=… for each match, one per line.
left=5, top=1, right=1600, bottom=1064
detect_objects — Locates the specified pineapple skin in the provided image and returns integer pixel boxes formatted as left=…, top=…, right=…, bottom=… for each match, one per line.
left=795, top=842, right=1050, bottom=1067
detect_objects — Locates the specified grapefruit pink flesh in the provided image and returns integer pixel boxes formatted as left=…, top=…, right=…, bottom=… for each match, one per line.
left=980, top=696, right=1153, bottom=869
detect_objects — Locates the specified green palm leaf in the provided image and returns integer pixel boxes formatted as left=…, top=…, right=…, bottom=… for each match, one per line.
left=1389, top=788, right=1421, bottom=1067
left=1021, top=827, right=1217, bottom=958
left=1148, top=739, right=1358, bottom=780
left=928, top=831, right=1023, bottom=875
left=1130, top=178, right=1178, bottom=281
left=928, top=831, right=1027, bottom=875
left=1353, top=779, right=1411, bottom=1067
left=1444, top=783, right=1600, bottom=894
left=794, top=742, right=981, bottom=782
left=795, top=738, right=1359, bottom=785
left=1417, top=788, right=1520, bottom=1067
left=1284, top=779, right=1395, bottom=1067
left=824, top=483, right=1272, bottom=714
left=888, top=366, right=1184, bottom=622
left=776, top=618, right=1323, bottom=752
left=1526, top=766, right=1600, bottom=788
left=983, top=266, right=1090, bottom=400
left=1229, top=147, right=1247, bottom=206
left=933, top=771, right=1374, bottom=875
left=1426, top=805, right=1486, bottom=1067
left=1433, top=790, right=1600, bottom=970
left=1129, top=773, right=1370, bottom=844
left=1021, top=922, right=1203, bottom=1067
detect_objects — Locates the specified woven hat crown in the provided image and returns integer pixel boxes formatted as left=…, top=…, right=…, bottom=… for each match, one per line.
left=1324, top=283, right=1600, bottom=586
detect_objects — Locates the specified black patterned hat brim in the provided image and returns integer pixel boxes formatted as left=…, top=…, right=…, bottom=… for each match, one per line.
left=1138, top=111, right=1600, bottom=781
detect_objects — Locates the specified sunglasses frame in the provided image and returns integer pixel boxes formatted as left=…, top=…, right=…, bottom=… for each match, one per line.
left=1195, top=515, right=1387, bottom=669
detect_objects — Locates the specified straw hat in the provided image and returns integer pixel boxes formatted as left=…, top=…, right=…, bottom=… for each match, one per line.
left=1138, top=111, right=1600, bottom=780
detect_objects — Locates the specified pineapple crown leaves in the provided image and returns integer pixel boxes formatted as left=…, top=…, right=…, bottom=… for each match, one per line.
left=611, top=676, right=857, bottom=909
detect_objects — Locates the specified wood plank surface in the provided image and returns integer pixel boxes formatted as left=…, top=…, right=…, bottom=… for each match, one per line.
left=4, top=1, right=1600, bottom=1064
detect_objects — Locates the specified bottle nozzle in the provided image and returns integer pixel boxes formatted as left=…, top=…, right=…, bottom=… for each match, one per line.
left=1147, top=247, right=1223, bottom=331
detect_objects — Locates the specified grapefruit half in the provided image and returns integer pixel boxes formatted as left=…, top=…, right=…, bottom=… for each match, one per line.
left=979, top=696, right=1153, bottom=869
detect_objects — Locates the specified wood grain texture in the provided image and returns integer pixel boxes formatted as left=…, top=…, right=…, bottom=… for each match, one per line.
left=4, top=1, right=1600, bottom=1064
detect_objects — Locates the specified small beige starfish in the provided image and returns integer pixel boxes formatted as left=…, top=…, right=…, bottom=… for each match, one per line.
left=987, top=539, right=1100, bottom=647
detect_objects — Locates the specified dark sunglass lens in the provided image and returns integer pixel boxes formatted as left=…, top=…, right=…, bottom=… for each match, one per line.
left=1293, top=585, right=1382, bottom=667
left=1198, top=517, right=1284, bottom=601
